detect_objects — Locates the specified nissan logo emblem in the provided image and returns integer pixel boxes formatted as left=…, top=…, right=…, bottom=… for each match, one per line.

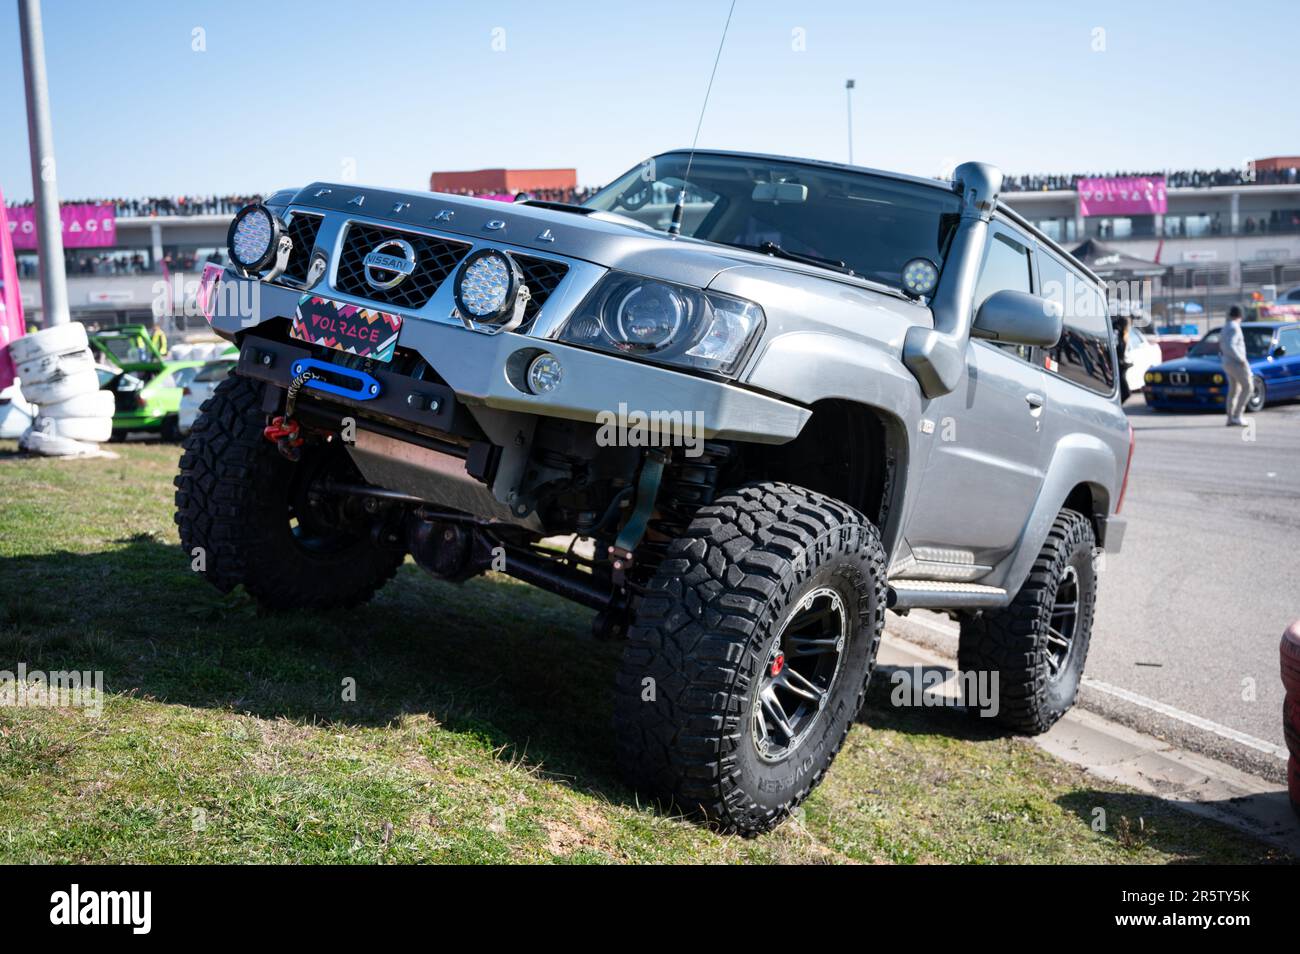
left=363, top=238, right=417, bottom=290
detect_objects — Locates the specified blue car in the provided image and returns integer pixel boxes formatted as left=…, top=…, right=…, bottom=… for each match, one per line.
left=1144, top=321, right=1300, bottom=412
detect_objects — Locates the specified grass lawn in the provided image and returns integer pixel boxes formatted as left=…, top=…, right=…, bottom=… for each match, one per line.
left=0, top=438, right=1291, bottom=864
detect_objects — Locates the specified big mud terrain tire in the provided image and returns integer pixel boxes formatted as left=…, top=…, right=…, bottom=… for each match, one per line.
left=614, top=482, right=887, bottom=835
left=174, top=375, right=403, bottom=611
left=958, top=509, right=1097, bottom=734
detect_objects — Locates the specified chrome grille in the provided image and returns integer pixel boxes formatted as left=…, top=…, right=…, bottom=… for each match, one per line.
left=514, top=254, right=569, bottom=328
left=335, top=222, right=470, bottom=309
left=282, top=213, right=322, bottom=284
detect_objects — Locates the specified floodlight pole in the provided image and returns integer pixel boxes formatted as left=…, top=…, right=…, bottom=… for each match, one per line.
left=18, top=0, right=70, bottom=327
left=845, top=79, right=855, bottom=165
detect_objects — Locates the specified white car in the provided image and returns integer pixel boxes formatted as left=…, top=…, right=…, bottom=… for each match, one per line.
left=1124, top=324, right=1163, bottom=394
left=0, top=379, right=35, bottom=439
left=178, top=358, right=236, bottom=435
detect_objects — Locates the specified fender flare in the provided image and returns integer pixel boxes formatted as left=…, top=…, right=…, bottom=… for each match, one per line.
left=990, top=432, right=1118, bottom=595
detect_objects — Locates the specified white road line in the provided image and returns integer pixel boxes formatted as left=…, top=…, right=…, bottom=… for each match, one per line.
left=888, top=612, right=1290, bottom=761
left=1078, top=678, right=1290, bottom=760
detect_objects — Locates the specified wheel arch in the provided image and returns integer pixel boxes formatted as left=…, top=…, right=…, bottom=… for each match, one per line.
left=988, top=434, right=1117, bottom=595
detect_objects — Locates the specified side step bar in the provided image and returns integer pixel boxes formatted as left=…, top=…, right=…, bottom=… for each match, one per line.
left=888, top=580, right=1009, bottom=611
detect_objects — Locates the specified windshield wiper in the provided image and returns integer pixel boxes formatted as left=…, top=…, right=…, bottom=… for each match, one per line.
left=728, top=241, right=856, bottom=276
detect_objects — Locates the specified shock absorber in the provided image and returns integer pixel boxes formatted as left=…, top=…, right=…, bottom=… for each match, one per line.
left=634, top=441, right=734, bottom=583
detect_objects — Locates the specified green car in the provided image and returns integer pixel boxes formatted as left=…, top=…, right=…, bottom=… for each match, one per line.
left=88, top=325, right=206, bottom=442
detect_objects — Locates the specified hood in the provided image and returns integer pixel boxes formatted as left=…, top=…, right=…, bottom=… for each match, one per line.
left=285, top=181, right=910, bottom=303
left=1153, top=354, right=1224, bottom=373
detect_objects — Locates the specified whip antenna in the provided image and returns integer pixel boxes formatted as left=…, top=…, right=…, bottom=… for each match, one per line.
left=667, top=0, right=737, bottom=236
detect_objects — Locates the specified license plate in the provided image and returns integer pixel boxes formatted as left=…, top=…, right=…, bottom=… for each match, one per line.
left=1162, top=387, right=1194, bottom=397
left=290, top=295, right=401, bottom=362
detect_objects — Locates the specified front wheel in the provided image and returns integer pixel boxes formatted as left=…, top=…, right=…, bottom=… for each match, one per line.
left=614, top=482, right=887, bottom=835
left=174, top=375, right=404, bottom=611
left=958, top=509, right=1097, bottom=734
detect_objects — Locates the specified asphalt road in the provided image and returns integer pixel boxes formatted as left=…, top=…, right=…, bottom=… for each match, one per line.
left=890, top=396, right=1300, bottom=780
left=1085, top=397, right=1300, bottom=776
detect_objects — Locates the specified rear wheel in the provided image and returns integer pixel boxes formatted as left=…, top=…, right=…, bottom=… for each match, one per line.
left=958, top=509, right=1097, bottom=734
left=614, top=481, right=886, bottom=835
left=174, top=375, right=403, bottom=611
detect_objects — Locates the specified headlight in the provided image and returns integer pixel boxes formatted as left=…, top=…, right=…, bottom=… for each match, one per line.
left=558, top=274, right=764, bottom=375
left=227, top=203, right=283, bottom=272
left=1144, top=372, right=1154, bottom=384
left=1152, top=372, right=1163, bottom=383
left=453, top=248, right=529, bottom=333
left=1213, top=373, right=1224, bottom=384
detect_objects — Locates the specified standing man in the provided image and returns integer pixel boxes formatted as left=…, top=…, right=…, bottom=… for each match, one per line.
left=1220, top=305, right=1253, bottom=426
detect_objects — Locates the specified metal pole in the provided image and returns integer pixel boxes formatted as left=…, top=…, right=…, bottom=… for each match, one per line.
left=845, top=79, right=855, bottom=165
left=18, top=0, right=70, bottom=327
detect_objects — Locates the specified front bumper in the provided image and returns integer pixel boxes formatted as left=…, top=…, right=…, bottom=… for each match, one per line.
left=1144, top=387, right=1224, bottom=410
left=209, top=272, right=809, bottom=444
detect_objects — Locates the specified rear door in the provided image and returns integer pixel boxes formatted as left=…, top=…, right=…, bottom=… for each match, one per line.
left=1274, top=326, right=1300, bottom=397
left=903, top=224, right=1052, bottom=571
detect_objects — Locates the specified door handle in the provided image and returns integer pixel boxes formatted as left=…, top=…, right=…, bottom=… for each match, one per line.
left=1025, top=392, right=1045, bottom=409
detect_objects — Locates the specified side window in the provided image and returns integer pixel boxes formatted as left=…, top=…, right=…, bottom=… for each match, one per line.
left=1039, top=254, right=1115, bottom=394
left=973, top=230, right=1034, bottom=361
left=1279, top=328, right=1300, bottom=355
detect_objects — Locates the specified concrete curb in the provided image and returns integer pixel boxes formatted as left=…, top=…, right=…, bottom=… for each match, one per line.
left=879, top=630, right=1300, bottom=857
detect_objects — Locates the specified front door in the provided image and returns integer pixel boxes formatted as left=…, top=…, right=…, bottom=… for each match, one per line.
left=902, top=225, right=1052, bottom=572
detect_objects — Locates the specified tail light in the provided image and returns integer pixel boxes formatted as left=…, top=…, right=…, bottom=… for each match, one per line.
left=136, top=394, right=147, bottom=409
left=182, top=386, right=192, bottom=396
left=1116, top=422, right=1135, bottom=513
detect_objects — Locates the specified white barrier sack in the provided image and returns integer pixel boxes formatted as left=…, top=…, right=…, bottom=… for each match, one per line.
left=15, top=347, right=97, bottom=385
left=32, top=414, right=113, bottom=443
left=20, top=367, right=102, bottom=406
left=7, top=322, right=89, bottom=365
left=38, top=389, right=115, bottom=419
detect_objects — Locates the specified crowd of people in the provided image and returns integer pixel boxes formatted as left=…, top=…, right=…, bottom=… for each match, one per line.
left=435, top=185, right=602, bottom=204
left=1004, top=165, right=1300, bottom=192
left=4, top=194, right=263, bottom=217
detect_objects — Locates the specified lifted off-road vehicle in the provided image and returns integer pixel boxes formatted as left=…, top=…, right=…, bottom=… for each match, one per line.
left=178, top=151, right=1132, bottom=834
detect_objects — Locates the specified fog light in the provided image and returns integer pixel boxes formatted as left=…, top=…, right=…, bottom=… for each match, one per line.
left=526, top=353, right=563, bottom=394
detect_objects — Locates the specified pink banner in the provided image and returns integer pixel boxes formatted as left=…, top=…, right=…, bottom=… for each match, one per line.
left=1077, top=176, right=1167, bottom=217
left=0, top=188, right=27, bottom=391
left=7, top=202, right=117, bottom=250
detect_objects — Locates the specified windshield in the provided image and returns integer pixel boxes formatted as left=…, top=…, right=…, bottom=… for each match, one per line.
left=585, top=153, right=960, bottom=289
left=1188, top=327, right=1274, bottom=359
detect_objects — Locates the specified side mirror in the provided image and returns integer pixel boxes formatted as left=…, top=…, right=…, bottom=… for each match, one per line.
left=1273, top=345, right=1287, bottom=358
left=972, top=289, right=1063, bottom=347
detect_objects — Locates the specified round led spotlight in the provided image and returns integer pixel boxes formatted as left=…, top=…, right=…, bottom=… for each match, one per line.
left=227, top=203, right=283, bottom=273
left=900, top=257, right=940, bottom=298
left=454, top=248, right=522, bottom=324
left=526, top=353, right=564, bottom=394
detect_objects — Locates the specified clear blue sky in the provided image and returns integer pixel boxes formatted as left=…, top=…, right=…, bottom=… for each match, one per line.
left=1, top=0, right=1295, bottom=201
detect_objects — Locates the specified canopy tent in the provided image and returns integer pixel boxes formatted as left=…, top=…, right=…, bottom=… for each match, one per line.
left=1068, top=238, right=1167, bottom=279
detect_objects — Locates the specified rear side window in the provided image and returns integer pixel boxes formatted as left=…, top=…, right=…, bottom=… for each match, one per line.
left=1039, top=253, right=1115, bottom=394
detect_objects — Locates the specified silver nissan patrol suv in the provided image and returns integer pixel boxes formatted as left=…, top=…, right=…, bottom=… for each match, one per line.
left=178, top=150, right=1133, bottom=835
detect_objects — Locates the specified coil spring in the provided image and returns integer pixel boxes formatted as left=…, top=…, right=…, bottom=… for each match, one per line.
left=632, top=441, right=734, bottom=584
